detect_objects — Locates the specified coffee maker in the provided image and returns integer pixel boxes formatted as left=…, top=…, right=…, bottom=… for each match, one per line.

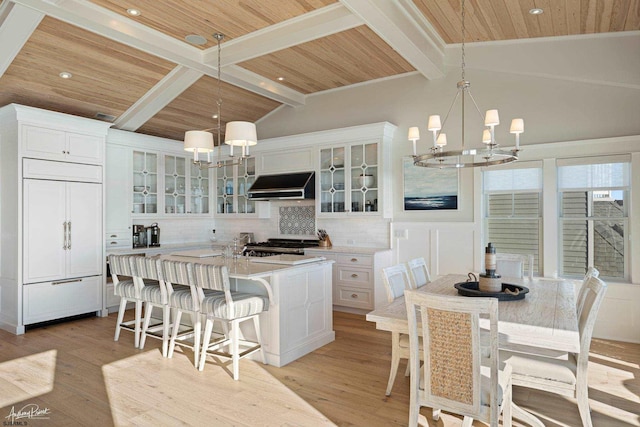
left=132, top=224, right=147, bottom=248
left=147, top=222, right=161, bottom=247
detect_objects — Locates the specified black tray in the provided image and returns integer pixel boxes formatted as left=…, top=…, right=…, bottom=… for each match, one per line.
left=454, top=281, right=529, bottom=301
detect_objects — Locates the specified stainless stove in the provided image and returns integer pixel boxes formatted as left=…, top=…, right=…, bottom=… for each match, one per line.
left=243, top=238, right=320, bottom=257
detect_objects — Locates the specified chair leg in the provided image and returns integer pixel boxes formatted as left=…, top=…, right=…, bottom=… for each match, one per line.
left=133, top=300, right=142, bottom=348
left=168, top=310, right=183, bottom=359
left=462, top=416, right=473, bottom=427
left=405, top=362, right=411, bottom=377
left=385, top=332, right=401, bottom=396
left=191, top=312, right=201, bottom=368
left=503, top=382, right=512, bottom=427
left=162, top=305, right=171, bottom=358
left=139, top=302, right=153, bottom=350
left=252, top=315, right=266, bottom=364
left=576, top=378, right=593, bottom=427
left=199, top=318, right=214, bottom=371
left=231, top=319, right=240, bottom=380
left=432, top=409, right=440, bottom=421
left=114, top=297, right=127, bottom=341
left=408, top=392, right=419, bottom=427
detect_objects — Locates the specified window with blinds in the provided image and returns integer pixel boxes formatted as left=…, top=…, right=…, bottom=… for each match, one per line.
left=558, top=159, right=629, bottom=279
left=483, top=167, right=542, bottom=274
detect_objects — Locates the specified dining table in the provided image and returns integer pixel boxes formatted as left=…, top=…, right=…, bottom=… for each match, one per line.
left=366, top=273, right=581, bottom=427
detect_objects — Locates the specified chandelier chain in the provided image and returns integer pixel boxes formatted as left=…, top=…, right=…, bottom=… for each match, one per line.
left=215, top=33, right=223, bottom=148
left=461, top=0, right=466, bottom=81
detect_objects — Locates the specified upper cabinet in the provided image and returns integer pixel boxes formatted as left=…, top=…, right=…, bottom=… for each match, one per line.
left=21, top=125, right=104, bottom=165
left=215, top=157, right=257, bottom=215
left=319, top=142, right=381, bottom=215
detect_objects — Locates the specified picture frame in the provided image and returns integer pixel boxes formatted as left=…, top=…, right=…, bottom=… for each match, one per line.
left=403, top=157, right=458, bottom=210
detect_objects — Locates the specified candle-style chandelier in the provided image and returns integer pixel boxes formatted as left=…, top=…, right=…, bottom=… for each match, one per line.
left=409, top=0, right=523, bottom=168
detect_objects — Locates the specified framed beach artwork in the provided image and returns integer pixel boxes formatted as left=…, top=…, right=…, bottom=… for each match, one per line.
left=403, top=157, right=458, bottom=210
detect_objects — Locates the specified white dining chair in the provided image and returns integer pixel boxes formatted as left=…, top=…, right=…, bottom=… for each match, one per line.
left=576, top=266, right=599, bottom=318
left=381, top=264, right=420, bottom=396
left=495, top=253, right=534, bottom=280
left=405, top=290, right=512, bottom=427
left=407, top=257, right=431, bottom=289
left=501, top=275, right=607, bottom=427
left=193, top=263, right=269, bottom=380
left=109, top=254, right=143, bottom=348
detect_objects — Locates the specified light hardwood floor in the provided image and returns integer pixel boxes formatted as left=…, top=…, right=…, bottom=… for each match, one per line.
left=0, top=311, right=638, bottom=426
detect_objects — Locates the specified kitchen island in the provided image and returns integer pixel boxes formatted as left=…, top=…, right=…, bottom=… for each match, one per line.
left=160, top=253, right=335, bottom=367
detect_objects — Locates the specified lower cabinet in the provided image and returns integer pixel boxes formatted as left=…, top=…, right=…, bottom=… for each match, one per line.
left=306, top=248, right=393, bottom=311
left=23, top=276, right=102, bottom=324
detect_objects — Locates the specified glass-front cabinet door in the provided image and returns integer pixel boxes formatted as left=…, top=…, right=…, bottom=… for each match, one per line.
left=236, top=157, right=256, bottom=214
left=164, top=154, right=186, bottom=214
left=350, top=143, right=378, bottom=213
left=190, top=162, right=209, bottom=214
left=320, top=147, right=345, bottom=213
left=319, top=142, right=379, bottom=215
left=133, top=150, right=158, bottom=214
left=216, top=157, right=257, bottom=215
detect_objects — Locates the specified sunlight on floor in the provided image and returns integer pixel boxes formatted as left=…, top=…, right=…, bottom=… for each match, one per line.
left=0, top=350, right=57, bottom=407
left=101, top=349, right=336, bottom=426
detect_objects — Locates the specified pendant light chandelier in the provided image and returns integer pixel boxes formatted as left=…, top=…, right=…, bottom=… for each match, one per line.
left=184, top=33, right=257, bottom=168
left=409, top=0, right=523, bottom=168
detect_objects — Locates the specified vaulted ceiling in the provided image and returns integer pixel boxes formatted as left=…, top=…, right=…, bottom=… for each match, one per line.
left=1, top=0, right=638, bottom=141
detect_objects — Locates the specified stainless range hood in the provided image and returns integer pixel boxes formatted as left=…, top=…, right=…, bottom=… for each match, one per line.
left=247, top=172, right=315, bottom=200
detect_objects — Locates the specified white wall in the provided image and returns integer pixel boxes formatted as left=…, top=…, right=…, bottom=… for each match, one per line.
left=257, top=33, right=640, bottom=343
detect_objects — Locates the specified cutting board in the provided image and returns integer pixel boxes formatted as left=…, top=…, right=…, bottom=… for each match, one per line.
left=170, top=249, right=222, bottom=258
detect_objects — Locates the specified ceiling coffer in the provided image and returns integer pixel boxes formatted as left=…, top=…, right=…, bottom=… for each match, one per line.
left=247, top=172, right=315, bottom=200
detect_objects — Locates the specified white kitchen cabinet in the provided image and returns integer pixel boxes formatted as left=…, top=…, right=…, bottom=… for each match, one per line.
left=0, top=104, right=110, bottom=335
left=318, top=140, right=391, bottom=217
left=306, top=247, right=392, bottom=312
left=105, top=144, right=132, bottom=246
left=215, top=157, right=258, bottom=215
left=22, top=124, right=103, bottom=164
left=23, top=178, right=102, bottom=284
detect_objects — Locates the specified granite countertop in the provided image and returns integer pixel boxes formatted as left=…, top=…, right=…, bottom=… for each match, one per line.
left=305, top=246, right=391, bottom=255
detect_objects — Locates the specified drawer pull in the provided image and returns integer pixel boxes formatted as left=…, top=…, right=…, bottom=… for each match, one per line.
left=52, top=278, right=82, bottom=286
left=351, top=273, right=358, bottom=278
left=351, top=258, right=358, bottom=262
left=351, top=293, right=358, bottom=298
left=110, top=234, right=117, bottom=238
left=110, top=241, right=118, bottom=245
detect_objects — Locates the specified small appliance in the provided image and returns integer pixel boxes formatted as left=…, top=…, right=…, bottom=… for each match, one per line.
left=147, top=222, right=161, bottom=247
left=132, top=224, right=147, bottom=248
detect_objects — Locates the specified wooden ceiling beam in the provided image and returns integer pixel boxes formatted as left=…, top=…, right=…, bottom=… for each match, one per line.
left=207, top=3, right=363, bottom=66
left=340, top=0, right=446, bottom=80
left=0, top=2, right=44, bottom=78
left=10, top=0, right=305, bottom=107
left=113, top=65, right=203, bottom=132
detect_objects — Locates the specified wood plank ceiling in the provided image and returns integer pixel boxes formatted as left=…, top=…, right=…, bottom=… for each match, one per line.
left=0, top=0, right=638, bottom=142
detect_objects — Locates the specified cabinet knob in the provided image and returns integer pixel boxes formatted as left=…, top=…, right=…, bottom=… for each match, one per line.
left=351, top=294, right=358, bottom=299
left=62, top=150, right=67, bottom=154
left=351, top=258, right=358, bottom=262
left=351, top=273, right=358, bottom=278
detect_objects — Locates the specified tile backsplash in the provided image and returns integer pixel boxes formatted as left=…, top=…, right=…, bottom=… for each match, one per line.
left=279, top=206, right=315, bottom=235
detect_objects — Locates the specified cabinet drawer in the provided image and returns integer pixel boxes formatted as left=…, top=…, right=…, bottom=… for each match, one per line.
left=106, top=238, right=131, bottom=248
left=337, top=254, right=373, bottom=267
left=334, top=285, right=373, bottom=309
left=336, top=266, right=371, bottom=287
left=23, top=276, right=102, bottom=324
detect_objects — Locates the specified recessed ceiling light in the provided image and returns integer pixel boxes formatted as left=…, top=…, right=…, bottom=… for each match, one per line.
left=185, top=34, right=207, bottom=45
left=127, top=8, right=141, bottom=16
left=277, top=77, right=285, bottom=81
left=529, top=8, right=543, bottom=15
left=59, top=71, right=72, bottom=79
